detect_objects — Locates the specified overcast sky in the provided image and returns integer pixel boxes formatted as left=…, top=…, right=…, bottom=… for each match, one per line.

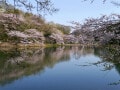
left=45, top=0, right=120, bottom=25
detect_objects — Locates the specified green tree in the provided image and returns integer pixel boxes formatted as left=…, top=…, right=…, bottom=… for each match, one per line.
left=55, top=24, right=71, bottom=34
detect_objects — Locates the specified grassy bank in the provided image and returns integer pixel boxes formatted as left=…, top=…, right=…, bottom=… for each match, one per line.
left=0, top=42, right=100, bottom=49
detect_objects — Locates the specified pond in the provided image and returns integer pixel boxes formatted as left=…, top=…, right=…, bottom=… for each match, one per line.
left=0, top=46, right=120, bottom=90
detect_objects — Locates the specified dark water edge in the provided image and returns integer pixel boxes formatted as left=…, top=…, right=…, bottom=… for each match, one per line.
left=0, top=46, right=120, bottom=90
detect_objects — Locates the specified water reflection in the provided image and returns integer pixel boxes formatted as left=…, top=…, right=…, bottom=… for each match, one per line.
left=94, top=46, right=120, bottom=72
left=0, top=47, right=71, bottom=86
left=0, top=46, right=120, bottom=89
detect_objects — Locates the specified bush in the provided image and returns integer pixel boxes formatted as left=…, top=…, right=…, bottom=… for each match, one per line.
left=0, top=23, right=9, bottom=42
left=55, top=24, right=71, bottom=34
left=5, top=8, right=22, bottom=15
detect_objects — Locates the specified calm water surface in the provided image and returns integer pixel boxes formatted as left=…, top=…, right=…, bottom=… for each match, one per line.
left=0, top=46, right=120, bottom=90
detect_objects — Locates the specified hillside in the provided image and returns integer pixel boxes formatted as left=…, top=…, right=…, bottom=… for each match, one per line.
left=0, top=8, right=72, bottom=47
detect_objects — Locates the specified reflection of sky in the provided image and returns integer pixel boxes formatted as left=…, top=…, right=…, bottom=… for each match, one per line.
left=0, top=47, right=120, bottom=90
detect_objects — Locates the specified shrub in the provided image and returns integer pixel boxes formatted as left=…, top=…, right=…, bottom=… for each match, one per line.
left=55, top=24, right=71, bottom=34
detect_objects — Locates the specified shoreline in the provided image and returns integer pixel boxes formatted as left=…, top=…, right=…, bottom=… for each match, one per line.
left=0, top=42, right=99, bottom=47
left=0, top=42, right=119, bottom=50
